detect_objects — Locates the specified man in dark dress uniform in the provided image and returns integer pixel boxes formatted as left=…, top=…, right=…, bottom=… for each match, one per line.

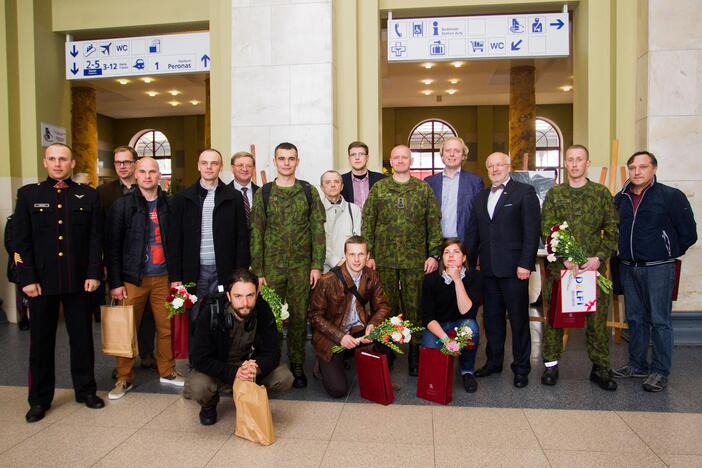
left=13, top=143, right=105, bottom=423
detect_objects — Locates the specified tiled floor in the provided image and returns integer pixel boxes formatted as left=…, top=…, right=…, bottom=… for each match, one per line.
left=1, top=314, right=702, bottom=466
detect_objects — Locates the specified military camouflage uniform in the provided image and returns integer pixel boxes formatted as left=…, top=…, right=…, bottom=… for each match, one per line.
left=541, top=180, right=619, bottom=367
left=250, top=181, right=326, bottom=365
left=362, top=177, right=442, bottom=324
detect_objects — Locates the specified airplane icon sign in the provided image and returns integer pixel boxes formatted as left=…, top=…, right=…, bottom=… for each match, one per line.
left=100, top=43, right=112, bottom=55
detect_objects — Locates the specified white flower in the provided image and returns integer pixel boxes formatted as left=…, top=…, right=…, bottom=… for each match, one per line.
left=567, top=257, right=573, bottom=262
left=560, top=222, right=569, bottom=230
left=461, top=326, right=472, bottom=339
left=280, top=303, right=290, bottom=320
left=190, top=295, right=198, bottom=304
left=550, top=238, right=560, bottom=248
left=402, top=328, right=411, bottom=339
left=390, top=316, right=402, bottom=326
left=547, top=254, right=557, bottom=263
left=171, top=297, right=184, bottom=309
left=391, top=331, right=402, bottom=342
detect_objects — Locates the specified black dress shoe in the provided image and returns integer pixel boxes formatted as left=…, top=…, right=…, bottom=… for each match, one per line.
left=541, top=366, right=559, bottom=386
left=76, top=393, right=105, bottom=409
left=513, top=374, right=529, bottom=388
left=290, top=363, right=308, bottom=388
left=18, top=319, right=30, bottom=331
left=474, top=365, right=502, bottom=378
left=462, top=373, right=478, bottom=393
left=408, top=344, right=420, bottom=377
left=199, top=405, right=218, bottom=426
left=25, top=404, right=49, bottom=423
left=590, top=365, right=618, bottom=391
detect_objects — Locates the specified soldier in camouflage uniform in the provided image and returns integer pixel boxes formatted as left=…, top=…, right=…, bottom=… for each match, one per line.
left=362, top=145, right=442, bottom=376
left=250, top=142, right=326, bottom=388
left=540, top=144, right=619, bottom=391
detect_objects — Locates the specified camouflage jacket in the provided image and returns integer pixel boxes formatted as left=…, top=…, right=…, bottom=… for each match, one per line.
left=541, top=180, right=619, bottom=276
left=362, top=176, right=442, bottom=269
left=250, top=180, right=326, bottom=276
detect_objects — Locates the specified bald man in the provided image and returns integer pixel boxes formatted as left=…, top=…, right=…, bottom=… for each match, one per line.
left=106, top=157, right=184, bottom=399
left=466, top=152, right=541, bottom=388
left=362, top=145, right=442, bottom=376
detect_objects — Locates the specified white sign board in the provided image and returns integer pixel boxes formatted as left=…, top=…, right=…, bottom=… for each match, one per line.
left=387, top=12, right=569, bottom=62
left=40, top=122, right=67, bottom=147
left=66, top=32, right=210, bottom=80
left=560, top=270, right=597, bottom=313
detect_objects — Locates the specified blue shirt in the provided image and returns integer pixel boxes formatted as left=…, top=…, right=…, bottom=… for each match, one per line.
left=440, top=171, right=460, bottom=238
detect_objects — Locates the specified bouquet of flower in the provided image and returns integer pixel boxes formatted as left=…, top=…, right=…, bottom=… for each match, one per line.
left=440, top=324, right=475, bottom=356
left=165, top=283, right=198, bottom=319
left=546, top=222, right=613, bottom=294
left=260, top=284, right=289, bottom=332
left=331, top=315, right=424, bottom=354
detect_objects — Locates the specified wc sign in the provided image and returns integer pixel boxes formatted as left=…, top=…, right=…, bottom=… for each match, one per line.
left=387, top=11, right=569, bottom=62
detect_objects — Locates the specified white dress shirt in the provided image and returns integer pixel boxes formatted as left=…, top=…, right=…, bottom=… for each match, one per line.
left=487, top=176, right=509, bottom=219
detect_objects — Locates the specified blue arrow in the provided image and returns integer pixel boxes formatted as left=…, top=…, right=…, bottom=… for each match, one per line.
left=70, top=63, right=79, bottom=75
left=69, top=45, right=78, bottom=57
left=511, top=40, right=523, bottom=51
left=201, top=54, right=210, bottom=67
left=550, top=19, right=564, bottom=30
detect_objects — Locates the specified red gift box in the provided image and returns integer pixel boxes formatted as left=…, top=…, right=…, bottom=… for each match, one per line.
left=171, top=312, right=189, bottom=359
left=417, top=347, right=454, bottom=405
left=355, top=348, right=394, bottom=405
left=549, top=280, right=586, bottom=329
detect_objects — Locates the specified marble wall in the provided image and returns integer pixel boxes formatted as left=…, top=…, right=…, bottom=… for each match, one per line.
left=638, top=0, right=702, bottom=311
left=230, top=0, right=333, bottom=186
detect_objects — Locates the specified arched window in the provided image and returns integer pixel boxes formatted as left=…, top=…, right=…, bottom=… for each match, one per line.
left=535, top=117, right=562, bottom=180
left=130, top=129, right=172, bottom=178
left=407, top=119, right=457, bottom=179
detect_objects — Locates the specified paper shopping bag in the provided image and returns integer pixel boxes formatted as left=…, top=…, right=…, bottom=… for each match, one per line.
left=417, top=347, right=454, bottom=405
left=355, top=348, right=394, bottom=405
left=100, top=302, right=138, bottom=358
left=171, top=312, right=189, bottom=360
left=549, top=280, right=586, bottom=329
left=233, top=379, right=276, bottom=446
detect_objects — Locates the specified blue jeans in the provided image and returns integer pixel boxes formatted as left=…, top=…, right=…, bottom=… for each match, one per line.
left=421, top=319, right=480, bottom=375
left=620, top=262, right=676, bottom=376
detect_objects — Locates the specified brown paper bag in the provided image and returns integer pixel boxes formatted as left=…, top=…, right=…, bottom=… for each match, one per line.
left=233, top=379, right=275, bottom=446
left=100, top=302, right=138, bottom=358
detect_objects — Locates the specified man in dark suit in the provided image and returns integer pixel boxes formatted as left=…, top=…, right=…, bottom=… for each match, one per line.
left=229, top=150, right=259, bottom=226
left=466, top=152, right=540, bottom=388
left=13, top=143, right=105, bottom=422
left=425, top=136, right=484, bottom=242
left=340, top=141, right=384, bottom=210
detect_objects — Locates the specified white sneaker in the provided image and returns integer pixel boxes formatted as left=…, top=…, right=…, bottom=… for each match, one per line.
left=159, top=373, right=185, bottom=387
left=108, top=381, right=133, bottom=400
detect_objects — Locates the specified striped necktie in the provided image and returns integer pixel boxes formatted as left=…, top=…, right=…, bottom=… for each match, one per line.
left=241, top=187, right=251, bottom=221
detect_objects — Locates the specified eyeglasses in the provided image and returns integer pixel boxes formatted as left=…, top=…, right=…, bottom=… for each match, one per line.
left=349, top=152, right=367, bottom=158
left=233, top=163, right=254, bottom=169
left=114, top=160, right=135, bottom=166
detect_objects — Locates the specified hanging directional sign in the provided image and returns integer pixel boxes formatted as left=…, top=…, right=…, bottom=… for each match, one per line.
left=387, top=12, right=569, bottom=62
left=65, top=31, right=210, bottom=80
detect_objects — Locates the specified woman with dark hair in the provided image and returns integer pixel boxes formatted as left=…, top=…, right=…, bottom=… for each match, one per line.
left=421, top=238, right=483, bottom=392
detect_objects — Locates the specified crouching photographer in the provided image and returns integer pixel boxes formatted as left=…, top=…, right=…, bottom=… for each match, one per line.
left=187, top=268, right=293, bottom=426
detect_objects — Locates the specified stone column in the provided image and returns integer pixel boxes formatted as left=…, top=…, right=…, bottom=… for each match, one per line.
left=204, top=77, right=211, bottom=149
left=70, top=87, right=98, bottom=186
left=509, top=65, right=536, bottom=170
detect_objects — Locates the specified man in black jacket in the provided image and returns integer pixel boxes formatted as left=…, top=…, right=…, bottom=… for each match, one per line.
left=188, top=269, right=293, bottom=425
left=170, top=149, right=250, bottom=342
left=13, top=143, right=104, bottom=422
left=340, top=141, right=385, bottom=210
left=106, top=157, right=184, bottom=400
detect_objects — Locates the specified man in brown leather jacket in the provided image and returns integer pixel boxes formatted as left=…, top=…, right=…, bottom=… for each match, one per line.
left=309, top=235, right=391, bottom=398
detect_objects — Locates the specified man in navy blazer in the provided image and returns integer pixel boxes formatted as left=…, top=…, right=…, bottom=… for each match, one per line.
left=425, top=137, right=484, bottom=242
left=466, top=152, right=541, bottom=388
left=340, top=141, right=384, bottom=209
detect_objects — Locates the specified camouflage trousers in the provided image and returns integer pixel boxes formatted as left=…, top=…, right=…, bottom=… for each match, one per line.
left=265, top=265, right=311, bottom=365
left=541, top=273, right=611, bottom=368
left=377, top=267, right=424, bottom=326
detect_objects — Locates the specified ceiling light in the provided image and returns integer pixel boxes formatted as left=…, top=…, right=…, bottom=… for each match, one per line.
left=421, top=89, right=433, bottom=96
left=168, top=101, right=180, bottom=106
left=190, top=100, right=200, bottom=105
left=446, top=89, right=457, bottom=95
left=168, top=90, right=181, bottom=96
left=145, top=91, right=159, bottom=97
left=117, top=79, right=130, bottom=85
left=451, top=61, right=464, bottom=68
left=141, top=77, right=154, bottom=84
left=559, top=85, right=573, bottom=92
left=421, top=79, right=434, bottom=85
left=448, top=78, right=460, bottom=84
left=422, top=62, right=434, bottom=69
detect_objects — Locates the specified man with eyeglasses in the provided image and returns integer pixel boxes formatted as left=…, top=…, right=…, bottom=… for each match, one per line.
left=341, top=141, right=385, bottom=210
left=97, top=146, right=137, bottom=219
left=229, top=151, right=259, bottom=226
